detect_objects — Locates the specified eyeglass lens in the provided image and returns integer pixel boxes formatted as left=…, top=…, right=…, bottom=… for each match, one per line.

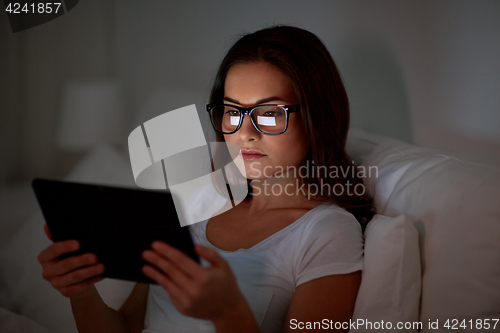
left=211, top=105, right=287, bottom=134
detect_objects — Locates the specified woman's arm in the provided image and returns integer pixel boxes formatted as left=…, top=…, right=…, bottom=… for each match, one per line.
left=118, top=283, right=150, bottom=333
left=282, top=271, right=361, bottom=333
left=70, top=283, right=149, bottom=333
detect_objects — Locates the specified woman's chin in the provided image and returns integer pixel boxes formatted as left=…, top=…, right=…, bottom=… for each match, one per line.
left=245, top=174, right=266, bottom=181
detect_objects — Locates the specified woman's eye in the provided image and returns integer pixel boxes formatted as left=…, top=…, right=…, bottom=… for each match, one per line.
left=225, top=110, right=239, bottom=116
left=262, top=111, right=282, bottom=117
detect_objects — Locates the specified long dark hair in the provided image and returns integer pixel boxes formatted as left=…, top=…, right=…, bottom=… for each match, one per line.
left=209, top=25, right=375, bottom=225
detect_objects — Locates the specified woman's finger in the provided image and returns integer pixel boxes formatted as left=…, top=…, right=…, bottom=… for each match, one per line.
left=43, top=253, right=99, bottom=279
left=38, top=240, right=80, bottom=264
left=50, top=263, right=105, bottom=289
left=58, top=276, right=105, bottom=298
left=142, top=250, right=195, bottom=289
left=150, top=241, right=201, bottom=277
left=142, top=265, right=189, bottom=306
left=43, top=224, right=53, bottom=241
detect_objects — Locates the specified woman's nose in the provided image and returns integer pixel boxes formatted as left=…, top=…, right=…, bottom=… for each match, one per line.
left=238, top=115, right=261, bottom=141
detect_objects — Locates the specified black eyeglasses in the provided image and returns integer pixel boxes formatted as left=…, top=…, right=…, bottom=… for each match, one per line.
left=206, top=104, right=300, bottom=135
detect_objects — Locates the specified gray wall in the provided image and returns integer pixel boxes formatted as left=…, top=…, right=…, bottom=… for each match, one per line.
left=1, top=0, right=499, bottom=185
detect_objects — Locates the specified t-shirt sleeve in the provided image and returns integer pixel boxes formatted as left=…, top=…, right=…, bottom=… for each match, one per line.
left=294, top=206, right=364, bottom=286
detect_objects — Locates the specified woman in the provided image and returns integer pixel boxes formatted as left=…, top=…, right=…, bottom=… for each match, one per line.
left=38, top=25, right=374, bottom=332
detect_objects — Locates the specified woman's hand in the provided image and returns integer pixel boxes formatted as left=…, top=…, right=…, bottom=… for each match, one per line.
left=38, top=224, right=105, bottom=298
left=142, top=242, right=257, bottom=328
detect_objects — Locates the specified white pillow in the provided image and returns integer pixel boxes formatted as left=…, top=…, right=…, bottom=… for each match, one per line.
left=0, top=306, right=50, bottom=333
left=0, top=212, right=76, bottom=333
left=0, top=144, right=136, bottom=333
left=0, top=185, right=39, bottom=245
left=347, top=128, right=500, bottom=329
left=351, top=214, right=421, bottom=332
left=66, top=144, right=135, bottom=187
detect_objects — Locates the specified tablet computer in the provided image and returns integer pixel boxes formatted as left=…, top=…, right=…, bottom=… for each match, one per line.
left=31, top=178, right=199, bottom=284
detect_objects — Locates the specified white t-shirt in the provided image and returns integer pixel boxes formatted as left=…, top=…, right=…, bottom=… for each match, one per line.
left=142, top=202, right=364, bottom=333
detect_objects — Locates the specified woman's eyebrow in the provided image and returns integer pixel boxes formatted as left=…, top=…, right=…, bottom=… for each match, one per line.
left=223, top=96, right=287, bottom=105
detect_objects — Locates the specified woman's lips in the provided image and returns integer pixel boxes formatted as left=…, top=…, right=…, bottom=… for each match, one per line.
left=241, top=150, right=266, bottom=161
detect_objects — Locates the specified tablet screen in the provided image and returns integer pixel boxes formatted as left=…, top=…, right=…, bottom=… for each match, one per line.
left=32, top=178, right=199, bottom=284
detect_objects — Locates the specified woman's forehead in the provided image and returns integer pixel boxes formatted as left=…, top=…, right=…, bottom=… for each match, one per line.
left=224, top=62, right=298, bottom=105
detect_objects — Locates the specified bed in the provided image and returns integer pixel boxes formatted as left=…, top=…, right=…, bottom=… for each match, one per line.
left=1, top=128, right=499, bottom=332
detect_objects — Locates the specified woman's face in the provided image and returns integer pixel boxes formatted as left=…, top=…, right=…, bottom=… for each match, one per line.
left=223, top=61, right=309, bottom=180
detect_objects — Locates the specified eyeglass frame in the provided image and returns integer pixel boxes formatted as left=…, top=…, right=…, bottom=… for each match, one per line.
left=206, top=103, right=301, bottom=135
